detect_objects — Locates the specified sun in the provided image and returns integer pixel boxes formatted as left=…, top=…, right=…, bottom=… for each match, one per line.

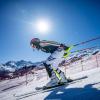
left=35, top=19, right=51, bottom=34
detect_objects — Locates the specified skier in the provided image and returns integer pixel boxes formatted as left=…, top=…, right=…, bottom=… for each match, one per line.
left=30, top=38, right=72, bottom=88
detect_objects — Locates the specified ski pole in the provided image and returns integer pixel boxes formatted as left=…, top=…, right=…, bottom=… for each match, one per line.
left=73, top=36, right=100, bottom=47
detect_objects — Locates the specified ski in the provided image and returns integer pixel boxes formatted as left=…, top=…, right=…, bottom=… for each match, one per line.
left=14, top=76, right=87, bottom=100
left=36, top=76, right=87, bottom=90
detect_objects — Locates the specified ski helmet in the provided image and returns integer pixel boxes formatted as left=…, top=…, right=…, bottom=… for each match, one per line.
left=30, top=38, right=40, bottom=49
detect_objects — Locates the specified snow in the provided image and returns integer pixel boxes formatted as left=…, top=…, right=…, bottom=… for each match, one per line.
left=0, top=54, right=100, bottom=100
left=0, top=67, right=100, bottom=100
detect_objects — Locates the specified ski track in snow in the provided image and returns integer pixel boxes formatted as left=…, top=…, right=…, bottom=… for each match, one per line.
left=0, top=56, right=100, bottom=100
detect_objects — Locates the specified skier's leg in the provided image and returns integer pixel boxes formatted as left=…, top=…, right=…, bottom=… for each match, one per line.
left=51, top=61, right=67, bottom=83
left=44, top=61, right=67, bottom=87
left=43, top=62, right=59, bottom=87
left=44, top=60, right=67, bottom=87
left=43, top=63, right=52, bottom=78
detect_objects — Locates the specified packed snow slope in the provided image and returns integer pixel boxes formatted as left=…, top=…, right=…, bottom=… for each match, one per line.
left=0, top=51, right=100, bottom=100
left=0, top=67, right=100, bottom=100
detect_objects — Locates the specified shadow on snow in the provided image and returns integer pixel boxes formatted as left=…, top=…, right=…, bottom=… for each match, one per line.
left=44, top=82, right=100, bottom=100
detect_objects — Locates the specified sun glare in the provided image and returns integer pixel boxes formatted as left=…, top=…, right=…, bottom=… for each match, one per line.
left=35, top=19, right=51, bottom=34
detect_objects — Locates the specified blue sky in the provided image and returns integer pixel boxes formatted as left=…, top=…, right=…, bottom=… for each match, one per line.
left=0, top=0, right=100, bottom=63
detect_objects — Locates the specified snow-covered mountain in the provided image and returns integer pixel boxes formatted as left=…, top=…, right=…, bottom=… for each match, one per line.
left=0, top=60, right=44, bottom=80
left=4, top=60, right=44, bottom=70
left=0, top=60, right=42, bottom=71
left=5, top=60, right=33, bottom=69
left=0, top=64, right=15, bottom=72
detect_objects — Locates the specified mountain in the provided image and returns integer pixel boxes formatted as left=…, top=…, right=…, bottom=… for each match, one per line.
left=5, top=60, right=33, bottom=69
left=0, top=60, right=43, bottom=80
left=0, top=64, right=15, bottom=72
